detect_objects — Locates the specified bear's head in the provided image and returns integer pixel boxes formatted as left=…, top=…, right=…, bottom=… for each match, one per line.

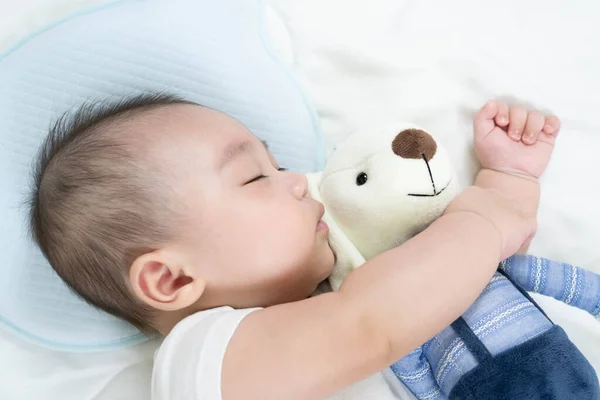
left=317, top=123, right=459, bottom=263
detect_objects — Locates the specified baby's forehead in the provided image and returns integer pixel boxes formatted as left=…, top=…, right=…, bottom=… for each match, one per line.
left=124, top=103, right=243, bottom=140
left=123, top=103, right=263, bottom=171
left=118, top=104, right=238, bottom=146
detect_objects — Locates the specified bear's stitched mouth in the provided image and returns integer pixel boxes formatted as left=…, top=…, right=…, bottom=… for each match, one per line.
left=407, top=154, right=451, bottom=197
left=407, top=181, right=451, bottom=197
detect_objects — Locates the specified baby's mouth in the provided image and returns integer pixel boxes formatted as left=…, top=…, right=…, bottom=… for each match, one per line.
left=316, top=203, right=329, bottom=232
left=317, top=220, right=329, bottom=232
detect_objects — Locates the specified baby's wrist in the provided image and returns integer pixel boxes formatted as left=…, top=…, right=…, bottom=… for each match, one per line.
left=442, top=187, right=505, bottom=260
left=475, top=168, right=540, bottom=217
left=475, top=169, right=540, bottom=193
left=479, top=167, right=539, bottom=183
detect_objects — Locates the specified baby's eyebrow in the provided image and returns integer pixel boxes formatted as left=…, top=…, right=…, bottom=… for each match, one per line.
left=218, top=140, right=252, bottom=170
left=218, top=139, right=270, bottom=170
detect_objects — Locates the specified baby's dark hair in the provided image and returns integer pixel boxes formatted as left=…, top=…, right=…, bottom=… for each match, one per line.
left=29, top=93, right=197, bottom=333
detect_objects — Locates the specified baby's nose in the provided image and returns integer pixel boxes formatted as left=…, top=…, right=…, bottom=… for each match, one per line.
left=391, top=129, right=437, bottom=162
left=291, top=172, right=308, bottom=199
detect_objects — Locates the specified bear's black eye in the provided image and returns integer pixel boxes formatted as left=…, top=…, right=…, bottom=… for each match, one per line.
left=356, top=172, right=368, bottom=186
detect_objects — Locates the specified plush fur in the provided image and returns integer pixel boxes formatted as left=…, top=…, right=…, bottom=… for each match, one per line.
left=307, top=122, right=458, bottom=290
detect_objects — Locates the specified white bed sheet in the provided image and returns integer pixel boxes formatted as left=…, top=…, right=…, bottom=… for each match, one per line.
left=0, top=327, right=159, bottom=400
left=269, top=0, right=600, bottom=273
left=1, top=0, right=599, bottom=399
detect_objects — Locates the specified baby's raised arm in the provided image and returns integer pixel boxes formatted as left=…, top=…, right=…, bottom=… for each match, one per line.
left=473, top=99, right=560, bottom=251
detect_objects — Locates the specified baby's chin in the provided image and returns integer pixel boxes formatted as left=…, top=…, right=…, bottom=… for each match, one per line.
left=291, top=262, right=335, bottom=300
left=316, top=253, right=336, bottom=285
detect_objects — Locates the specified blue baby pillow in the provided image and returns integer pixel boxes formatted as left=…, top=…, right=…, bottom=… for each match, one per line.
left=0, top=0, right=324, bottom=351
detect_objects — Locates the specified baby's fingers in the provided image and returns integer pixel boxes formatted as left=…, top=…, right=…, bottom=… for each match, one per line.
left=508, top=106, right=527, bottom=141
left=522, top=111, right=545, bottom=145
left=494, top=101, right=510, bottom=127
left=474, top=100, right=500, bottom=137
left=543, top=115, right=561, bottom=137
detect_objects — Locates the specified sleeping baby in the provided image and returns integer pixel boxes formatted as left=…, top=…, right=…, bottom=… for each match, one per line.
left=28, top=93, right=598, bottom=399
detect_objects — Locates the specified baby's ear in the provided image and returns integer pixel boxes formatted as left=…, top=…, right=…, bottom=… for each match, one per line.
left=129, top=249, right=205, bottom=311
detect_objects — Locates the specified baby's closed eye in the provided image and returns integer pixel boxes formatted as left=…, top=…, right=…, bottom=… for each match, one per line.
left=243, top=167, right=287, bottom=185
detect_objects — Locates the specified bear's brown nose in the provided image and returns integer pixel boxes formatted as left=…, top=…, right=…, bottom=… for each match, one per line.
left=391, top=129, right=437, bottom=162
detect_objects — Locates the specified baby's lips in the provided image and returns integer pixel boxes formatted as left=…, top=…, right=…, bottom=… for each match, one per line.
left=316, top=220, right=329, bottom=232
left=315, top=202, right=328, bottom=232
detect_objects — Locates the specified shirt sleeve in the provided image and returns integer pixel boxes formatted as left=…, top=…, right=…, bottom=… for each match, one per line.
left=152, top=306, right=260, bottom=400
left=501, top=254, right=600, bottom=317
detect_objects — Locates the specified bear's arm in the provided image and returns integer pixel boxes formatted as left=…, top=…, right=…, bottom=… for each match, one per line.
left=501, top=254, right=600, bottom=317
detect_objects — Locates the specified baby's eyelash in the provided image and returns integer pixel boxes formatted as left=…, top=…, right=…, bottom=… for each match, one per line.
left=244, top=175, right=266, bottom=185
left=244, top=168, right=286, bottom=185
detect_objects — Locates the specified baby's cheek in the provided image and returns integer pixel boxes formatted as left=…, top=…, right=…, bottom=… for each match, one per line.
left=280, top=221, right=314, bottom=258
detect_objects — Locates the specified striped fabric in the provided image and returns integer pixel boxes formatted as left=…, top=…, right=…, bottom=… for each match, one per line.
left=390, top=254, right=600, bottom=399
left=501, top=254, right=600, bottom=317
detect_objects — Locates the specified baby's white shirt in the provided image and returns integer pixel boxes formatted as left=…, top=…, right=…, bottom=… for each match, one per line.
left=152, top=306, right=415, bottom=399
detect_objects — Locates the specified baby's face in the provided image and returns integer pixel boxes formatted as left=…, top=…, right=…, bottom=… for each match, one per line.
left=148, top=104, right=334, bottom=308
